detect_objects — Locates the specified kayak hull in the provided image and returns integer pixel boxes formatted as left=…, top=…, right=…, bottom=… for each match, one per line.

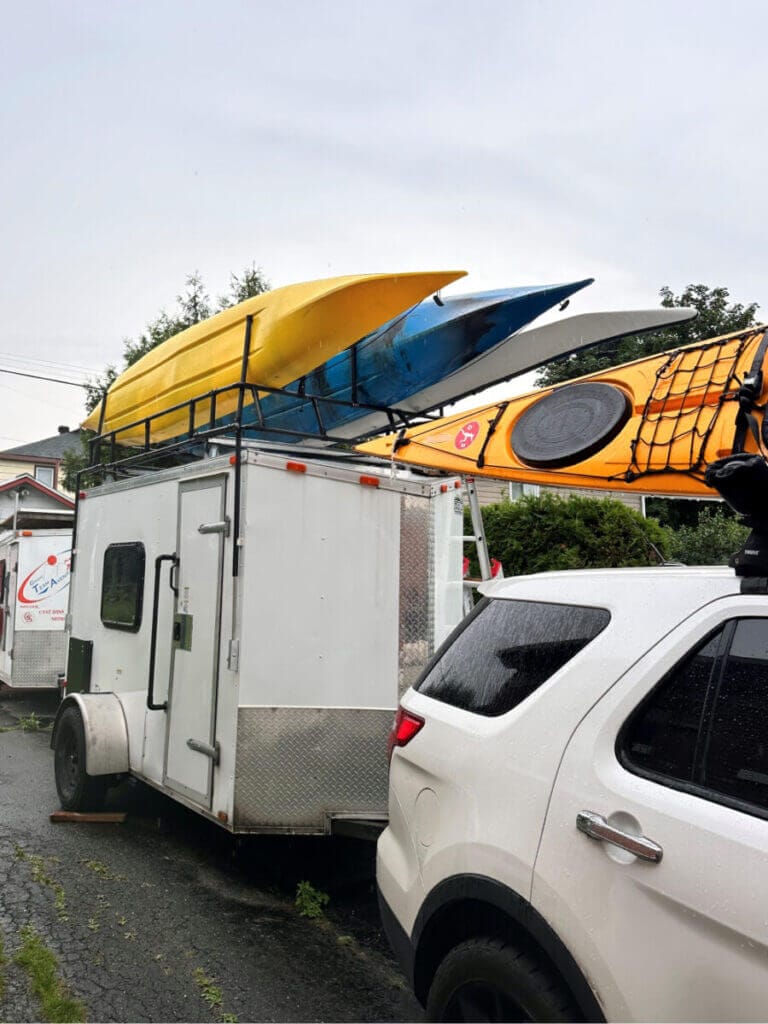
left=83, top=270, right=466, bottom=443
left=236, top=280, right=593, bottom=440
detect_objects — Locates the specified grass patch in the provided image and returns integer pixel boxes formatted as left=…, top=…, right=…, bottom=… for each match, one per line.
left=15, top=926, right=87, bottom=1023
left=15, top=848, right=68, bottom=921
left=295, top=880, right=330, bottom=919
left=19, top=711, right=41, bottom=732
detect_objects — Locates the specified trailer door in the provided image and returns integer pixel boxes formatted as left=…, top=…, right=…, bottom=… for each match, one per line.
left=164, top=477, right=226, bottom=807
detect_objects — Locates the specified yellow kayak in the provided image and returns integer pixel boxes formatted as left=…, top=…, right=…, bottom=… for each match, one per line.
left=357, top=324, right=768, bottom=498
left=84, top=270, right=466, bottom=443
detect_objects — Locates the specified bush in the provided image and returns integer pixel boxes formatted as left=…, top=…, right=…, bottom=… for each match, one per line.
left=466, top=493, right=671, bottom=577
left=668, top=506, right=748, bottom=565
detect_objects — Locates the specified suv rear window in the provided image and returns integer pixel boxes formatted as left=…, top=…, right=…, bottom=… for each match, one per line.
left=416, top=598, right=610, bottom=717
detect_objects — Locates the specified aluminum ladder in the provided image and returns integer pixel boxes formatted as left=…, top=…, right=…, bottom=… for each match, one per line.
left=462, top=476, right=499, bottom=613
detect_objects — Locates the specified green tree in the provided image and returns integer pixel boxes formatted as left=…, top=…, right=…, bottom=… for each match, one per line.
left=465, top=493, right=671, bottom=577
left=535, top=284, right=760, bottom=388
left=644, top=496, right=739, bottom=531
left=668, top=506, right=749, bottom=566
left=84, top=266, right=269, bottom=414
left=64, top=264, right=270, bottom=489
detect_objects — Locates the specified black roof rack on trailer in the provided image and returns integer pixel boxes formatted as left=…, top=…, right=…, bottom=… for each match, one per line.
left=73, top=374, right=448, bottom=578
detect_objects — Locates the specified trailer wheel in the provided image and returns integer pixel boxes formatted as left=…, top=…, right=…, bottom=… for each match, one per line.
left=54, top=705, right=111, bottom=811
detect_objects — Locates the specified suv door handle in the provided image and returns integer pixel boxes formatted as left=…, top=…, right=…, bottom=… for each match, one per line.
left=576, top=810, right=663, bottom=863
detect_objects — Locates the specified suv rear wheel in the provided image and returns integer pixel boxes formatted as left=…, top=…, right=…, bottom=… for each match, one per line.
left=426, top=935, right=581, bottom=1023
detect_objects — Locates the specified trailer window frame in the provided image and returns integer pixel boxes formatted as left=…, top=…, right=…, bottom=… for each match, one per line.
left=100, top=542, right=146, bottom=633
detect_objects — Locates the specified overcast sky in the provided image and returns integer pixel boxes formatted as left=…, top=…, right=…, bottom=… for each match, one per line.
left=1, top=0, right=767, bottom=447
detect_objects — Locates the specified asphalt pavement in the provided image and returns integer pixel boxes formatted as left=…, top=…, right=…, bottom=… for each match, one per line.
left=0, top=691, right=422, bottom=1023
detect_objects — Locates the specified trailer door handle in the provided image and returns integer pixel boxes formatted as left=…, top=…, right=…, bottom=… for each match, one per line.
left=147, top=553, right=178, bottom=712
left=187, top=738, right=220, bottom=764
left=198, top=518, right=230, bottom=536
left=576, top=810, right=663, bottom=863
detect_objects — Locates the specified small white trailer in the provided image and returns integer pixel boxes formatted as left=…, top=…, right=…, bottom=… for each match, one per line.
left=52, top=441, right=464, bottom=833
left=0, top=528, right=72, bottom=690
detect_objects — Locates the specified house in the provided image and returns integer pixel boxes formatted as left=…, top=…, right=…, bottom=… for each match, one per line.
left=0, top=427, right=82, bottom=494
left=0, top=475, right=74, bottom=530
left=473, top=475, right=644, bottom=513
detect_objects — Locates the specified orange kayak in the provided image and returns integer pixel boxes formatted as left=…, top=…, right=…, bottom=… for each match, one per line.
left=356, top=324, right=768, bottom=497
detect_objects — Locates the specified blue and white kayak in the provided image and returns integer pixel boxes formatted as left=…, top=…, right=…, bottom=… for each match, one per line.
left=236, top=279, right=593, bottom=440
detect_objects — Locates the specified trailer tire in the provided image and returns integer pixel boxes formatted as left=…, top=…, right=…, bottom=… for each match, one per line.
left=54, top=705, right=112, bottom=811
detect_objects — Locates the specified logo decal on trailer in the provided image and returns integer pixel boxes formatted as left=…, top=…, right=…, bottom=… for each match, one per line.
left=18, top=550, right=72, bottom=605
left=454, top=421, right=480, bottom=450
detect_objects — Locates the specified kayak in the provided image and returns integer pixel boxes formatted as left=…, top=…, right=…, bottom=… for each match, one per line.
left=236, top=279, right=593, bottom=440
left=83, top=270, right=466, bottom=443
left=355, top=324, right=768, bottom=498
left=338, top=306, right=697, bottom=440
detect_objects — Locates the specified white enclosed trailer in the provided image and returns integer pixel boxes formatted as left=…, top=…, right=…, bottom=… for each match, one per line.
left=0, top=528, right=72, bottom=690
left=53, top=443, right=464, bottom=833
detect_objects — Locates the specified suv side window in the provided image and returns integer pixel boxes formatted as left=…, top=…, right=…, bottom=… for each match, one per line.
left=703, top=619, right=768, bottom=811
left=621, top=617, right=768, bottom=818
left=621, top=628, right=725, bottom=784
left=416, top=598, right=610, bottom=717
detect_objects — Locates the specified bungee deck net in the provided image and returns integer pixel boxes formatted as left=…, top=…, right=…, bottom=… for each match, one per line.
left=618, top=328, right=766, bottom=485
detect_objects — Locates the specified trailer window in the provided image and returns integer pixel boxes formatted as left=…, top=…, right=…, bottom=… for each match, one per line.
left=101, top=543, right=145, bottom=632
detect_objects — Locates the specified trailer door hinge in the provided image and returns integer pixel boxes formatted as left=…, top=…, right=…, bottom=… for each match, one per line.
left=227, top=639, right=240, bottom=672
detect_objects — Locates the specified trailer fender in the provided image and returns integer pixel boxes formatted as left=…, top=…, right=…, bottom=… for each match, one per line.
left=51, top=693, right=130, bottom=776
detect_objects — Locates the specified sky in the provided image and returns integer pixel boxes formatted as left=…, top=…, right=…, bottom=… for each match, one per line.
left=2, top=0, right=768, bottom=446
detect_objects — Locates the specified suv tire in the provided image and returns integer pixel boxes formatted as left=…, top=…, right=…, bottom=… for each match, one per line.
left=426, top=935, right=582, bottom=1023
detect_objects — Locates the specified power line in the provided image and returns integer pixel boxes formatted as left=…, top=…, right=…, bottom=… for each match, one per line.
left=0, top=366, right=91, bottom=389
left=0, top=351, right=100, bottom=376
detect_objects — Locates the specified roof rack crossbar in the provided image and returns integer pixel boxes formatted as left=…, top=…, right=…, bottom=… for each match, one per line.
left=82, top=379, right=448, bottom=478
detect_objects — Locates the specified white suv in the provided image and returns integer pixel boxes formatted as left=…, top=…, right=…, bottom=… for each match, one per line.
left=378, top=566, right=768, bottom=1022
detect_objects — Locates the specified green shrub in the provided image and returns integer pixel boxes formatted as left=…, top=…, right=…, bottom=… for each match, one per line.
left=668, top=506, right=748, bottom=565
left=466, top=493, right=671, bottom=577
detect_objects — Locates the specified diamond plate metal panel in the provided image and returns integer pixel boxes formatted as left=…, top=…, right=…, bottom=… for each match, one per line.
left=398, top=494, right=435, bottom=695
left=8, top=631, right=67, bottom=688
left=234, top=707, right=392, bottom=830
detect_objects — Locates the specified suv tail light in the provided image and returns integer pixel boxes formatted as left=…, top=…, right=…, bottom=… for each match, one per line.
left=387, top=706, right=425, bottom=765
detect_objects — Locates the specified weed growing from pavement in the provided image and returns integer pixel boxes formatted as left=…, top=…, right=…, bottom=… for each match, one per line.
left=15, top=926, right=86, bottom=1023
left=194, top=967, right=222, bottom=1009
left=295, top=880, right=330, bottom=919
left=193, top=967, right=238, bottom=1022
left=14, top=847, right=68, bottom=921
left=19, top=712, right=41, bottom=732
left=81, top=859, right=125, bottom=882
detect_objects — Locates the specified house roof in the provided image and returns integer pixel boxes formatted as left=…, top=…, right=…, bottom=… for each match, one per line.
left=0, top=474, right=74, bottom=508
left=1, top=429, right=82, bottom=462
